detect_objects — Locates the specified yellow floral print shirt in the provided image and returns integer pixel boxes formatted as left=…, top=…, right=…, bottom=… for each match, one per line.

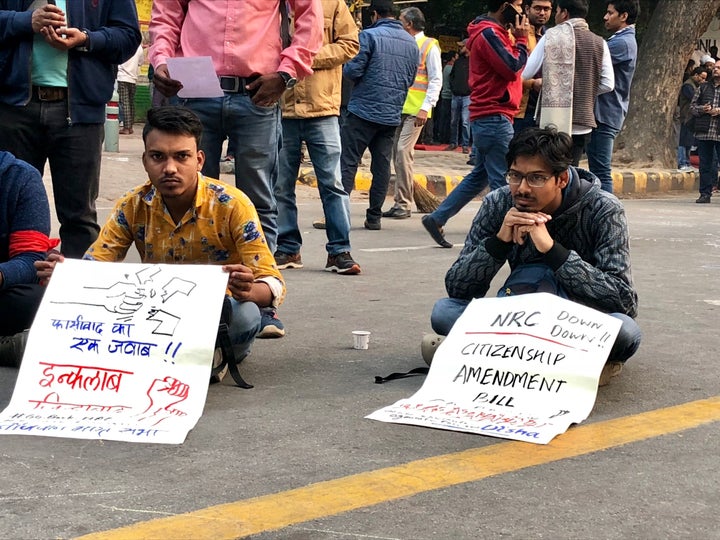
left=84, top=174, right=285, bottom=306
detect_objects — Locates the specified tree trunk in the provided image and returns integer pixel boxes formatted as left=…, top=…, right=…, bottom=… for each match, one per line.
left=614, top=0, right=720, bottom=168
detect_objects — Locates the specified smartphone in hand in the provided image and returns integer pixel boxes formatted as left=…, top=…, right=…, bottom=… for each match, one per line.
left=501, top=3, right=521, bottom=26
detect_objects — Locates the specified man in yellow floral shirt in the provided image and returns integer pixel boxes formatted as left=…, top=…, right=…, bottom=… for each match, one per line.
left=36, top=106, right=285, bottom=370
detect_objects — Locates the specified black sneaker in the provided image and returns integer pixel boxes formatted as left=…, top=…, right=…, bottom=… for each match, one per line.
left=0, top=330, right=29, bottom=367
left=421, top=215, right=453, bottom=248
left=364, top=219, right=381, bottom=230
left=325, top=252, right=361, bottom=275
left=274, top=251, right=303, bottom=269
left=696, top=194, right=712, bottom=204
left=381, top=207, right=411, bottom=219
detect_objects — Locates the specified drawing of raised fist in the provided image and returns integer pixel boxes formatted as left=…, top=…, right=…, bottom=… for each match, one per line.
left=136, top=376, right=190, bottom=426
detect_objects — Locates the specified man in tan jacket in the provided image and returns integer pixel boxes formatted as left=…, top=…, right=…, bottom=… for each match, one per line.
left=274, top=0, right=361, bottom=274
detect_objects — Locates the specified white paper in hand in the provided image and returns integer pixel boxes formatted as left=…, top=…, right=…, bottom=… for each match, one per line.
left=166, top=57, right=224, bottom=98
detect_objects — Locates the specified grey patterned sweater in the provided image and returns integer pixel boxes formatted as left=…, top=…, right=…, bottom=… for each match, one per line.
left=445, top=167, right=638, bottom=318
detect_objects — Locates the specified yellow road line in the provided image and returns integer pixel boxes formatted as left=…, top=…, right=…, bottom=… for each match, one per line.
left=77, top=396, right=720, bottom=540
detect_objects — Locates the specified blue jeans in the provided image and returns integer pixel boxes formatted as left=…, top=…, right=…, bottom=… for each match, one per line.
left=0, top=100, right=102, bottom=258
left=182, top=95, right=281, bottom=253
left=430, top=115, right=513, bottom=226
left=587, top=122, right=620, bottom=194
left=449, top=95, right=470, bottom=147
left=228, top=299, right=262, bottom=359
left=430, top=297, right=642, bottom=363
left=696, top=139, right=720, bottom=197
left=677, top=146, right=690, bottom=168
left=276, top=117, right=351, bottom=255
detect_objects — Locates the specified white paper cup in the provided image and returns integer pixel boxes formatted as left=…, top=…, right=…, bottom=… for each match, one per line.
left=352, top=330, right=371, bottom=350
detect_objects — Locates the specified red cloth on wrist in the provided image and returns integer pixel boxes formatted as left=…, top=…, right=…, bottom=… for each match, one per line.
left=8, top=230, right=60, bottom=258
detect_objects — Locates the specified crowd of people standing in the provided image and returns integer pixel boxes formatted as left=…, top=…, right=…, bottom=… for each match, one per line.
left=1, top=0, right=646, bottom=382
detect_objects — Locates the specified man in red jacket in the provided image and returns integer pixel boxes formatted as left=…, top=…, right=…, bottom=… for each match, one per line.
left=423, top=0, right=530, bottom=248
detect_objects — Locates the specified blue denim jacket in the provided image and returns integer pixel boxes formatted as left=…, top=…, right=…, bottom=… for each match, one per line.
left=595, top=26, right=637, bottom=130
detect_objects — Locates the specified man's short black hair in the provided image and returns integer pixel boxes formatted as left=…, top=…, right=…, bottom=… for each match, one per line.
left=523, top=0, right=552, bottom=9
left=693, top=66, right=708, bottom=77
left=487, top=0, right=508, bottom=13
left=506, top=127, right=573, bottom=175
left=370, top=0, right=395, bottom=17
left=400, top=7, right=425, bottom=31
left=143, top=106, right=204, bottom=148
left=557, top=0, right=589, bottom=19
left=607, top=0, right=639, bottom=25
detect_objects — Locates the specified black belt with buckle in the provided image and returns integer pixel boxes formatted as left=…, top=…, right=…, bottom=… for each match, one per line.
left=218, top=75, right=259, bottom=94
left=32, top=86, right=68, bottom=102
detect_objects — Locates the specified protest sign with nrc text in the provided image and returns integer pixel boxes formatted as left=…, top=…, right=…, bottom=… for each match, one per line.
left=367, top=293, right=622, bottom=444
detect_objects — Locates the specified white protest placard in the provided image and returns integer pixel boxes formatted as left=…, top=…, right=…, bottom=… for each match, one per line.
left=367, top=293, right=622, bottom=444
left=0, top=259, right=227, bottom=444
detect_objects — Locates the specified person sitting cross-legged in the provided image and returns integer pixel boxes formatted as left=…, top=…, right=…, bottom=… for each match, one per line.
left=35, top=107, right=286, bottom=381
left=422, top=127, right=641, bottom=386
left=0, top=151, right=58, bottom=367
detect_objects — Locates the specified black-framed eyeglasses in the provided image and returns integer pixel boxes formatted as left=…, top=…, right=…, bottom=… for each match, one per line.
left=506, top=170, right=555, bottom=188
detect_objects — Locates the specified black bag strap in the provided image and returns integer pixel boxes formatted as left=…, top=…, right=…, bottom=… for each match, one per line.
left=280, top=1, right=291, bottom=49
left=374, top=367, right=429, bottom=384
left=213, top=322, right=253, bottom=389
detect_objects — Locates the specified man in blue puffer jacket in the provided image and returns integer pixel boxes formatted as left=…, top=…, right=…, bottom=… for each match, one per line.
left=0, top=0, right=141, bottom=258
left=340, top=0, right=417, bottom=230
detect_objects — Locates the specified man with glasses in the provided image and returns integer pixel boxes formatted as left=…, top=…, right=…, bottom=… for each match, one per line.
left=423, top=127, right=641, bottom=386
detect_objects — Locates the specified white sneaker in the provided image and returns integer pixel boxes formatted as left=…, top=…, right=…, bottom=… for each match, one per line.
left=598, top=362, right=623, bottom=386
left=209, top=347, right=228, bottom=384
left=421, top=333, right=445, bottom=366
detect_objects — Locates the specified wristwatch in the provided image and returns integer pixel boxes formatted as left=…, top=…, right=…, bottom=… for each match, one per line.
left=277, top=71, right=297, bottom=89
left=76, top=30, right=91, bottom=52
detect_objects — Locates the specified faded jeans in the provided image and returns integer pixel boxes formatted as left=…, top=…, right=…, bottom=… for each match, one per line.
left=276, top=117, right=351, bottom=255
left=587, top=122, right=620, bottom=194
left=228, top=299, right=262, bottom=360
left=429, top=114, right=514, bottom=227
left=449, top=95, right=470, bottom=147
left=183, top=94, right=281, bottom=253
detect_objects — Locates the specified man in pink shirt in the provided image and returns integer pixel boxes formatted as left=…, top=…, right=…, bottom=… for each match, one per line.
left=149, top=0, right=323, bottom=338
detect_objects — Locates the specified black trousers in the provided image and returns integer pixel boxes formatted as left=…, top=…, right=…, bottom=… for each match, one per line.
left=0, top=284, right=45, bottom=336
left=340, top=112, right=396, bottom=222
left=434, top=97, right=451, bottom=144
left=571, top=133, right=591, bottom=167
left=0, top=100, right=103, bottom=258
